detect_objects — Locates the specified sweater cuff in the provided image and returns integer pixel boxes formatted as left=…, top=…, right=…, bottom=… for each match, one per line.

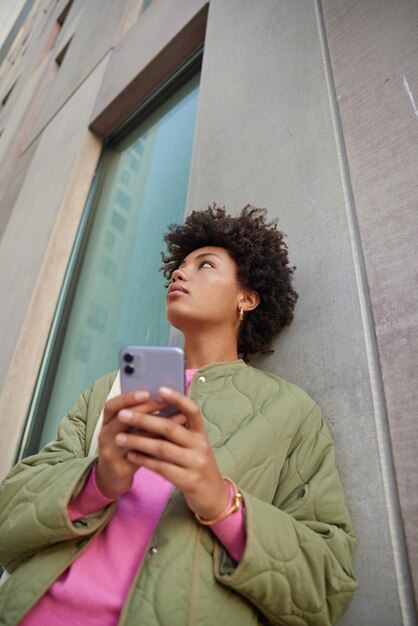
left=210, top=482, right=246, bottom=563
left=68, top=464, right=116, bottom=521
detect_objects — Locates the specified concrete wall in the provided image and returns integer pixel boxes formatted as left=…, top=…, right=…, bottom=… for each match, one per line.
left=321, top=0, right=418, bottom=610
left=0, top=0, right=416, bottom=624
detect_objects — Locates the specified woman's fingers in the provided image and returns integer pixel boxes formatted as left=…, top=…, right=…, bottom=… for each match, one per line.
left=101, top=399, right=188, bottom=454
left=117, top=411, right=191, bottom=445
left=115, top=431, right=195, bottom=467
left=105, top=388, right=228, bottom=518
left=97, top=392, right=176, bottom=499
left=125, top=452, right=192, bottom=488
left=103, top=391, right=150, bottom=424
left=97, top=387, right=208, bottom=502
left=104, top=393, right=167, bottom=426
left=158, top=387, right=205, bottom=433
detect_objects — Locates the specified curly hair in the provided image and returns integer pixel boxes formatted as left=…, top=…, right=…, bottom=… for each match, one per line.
left=161, top=203, right=298, bottom=359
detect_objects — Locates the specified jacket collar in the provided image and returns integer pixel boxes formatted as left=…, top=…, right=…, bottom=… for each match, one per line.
left=188, top=360, right=250, bottom=449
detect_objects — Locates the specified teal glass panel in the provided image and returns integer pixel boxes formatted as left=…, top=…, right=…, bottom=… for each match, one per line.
left=40, top=74, right=200, bottom=447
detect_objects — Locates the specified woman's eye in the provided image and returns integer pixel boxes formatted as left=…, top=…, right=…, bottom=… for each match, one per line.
left=200, top=261, right=213, bottom=269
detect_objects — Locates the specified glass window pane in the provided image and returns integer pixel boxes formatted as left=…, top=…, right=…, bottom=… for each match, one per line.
left=39, top=73, right=200, bottom=447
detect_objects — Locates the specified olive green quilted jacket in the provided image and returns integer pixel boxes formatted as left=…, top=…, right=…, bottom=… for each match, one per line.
left=0, top=361, right=357, bottom=625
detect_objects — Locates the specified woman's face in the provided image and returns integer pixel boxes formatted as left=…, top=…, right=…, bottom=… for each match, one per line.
left=166, top=246, right=252, bottom=332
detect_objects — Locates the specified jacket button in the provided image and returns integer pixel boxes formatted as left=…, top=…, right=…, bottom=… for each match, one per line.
left=198, top=376, right=206, bottom=383
left=149, top=545, right=158, bottom=555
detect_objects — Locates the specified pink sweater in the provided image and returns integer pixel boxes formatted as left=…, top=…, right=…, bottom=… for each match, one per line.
left=20, top=370, right=246, bottom=626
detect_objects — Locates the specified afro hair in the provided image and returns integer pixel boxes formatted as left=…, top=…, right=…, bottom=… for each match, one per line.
left=161, top=203, right=298, bottom=359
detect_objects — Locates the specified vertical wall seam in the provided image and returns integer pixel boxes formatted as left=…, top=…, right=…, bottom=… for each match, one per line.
left=314, top=1, right=417, bottom=624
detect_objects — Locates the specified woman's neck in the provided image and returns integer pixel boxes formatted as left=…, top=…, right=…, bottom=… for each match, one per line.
left=183, top=329, right=239, bottom=370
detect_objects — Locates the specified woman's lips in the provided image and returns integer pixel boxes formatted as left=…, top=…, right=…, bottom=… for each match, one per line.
left=167, top=284, right=188, bottom=297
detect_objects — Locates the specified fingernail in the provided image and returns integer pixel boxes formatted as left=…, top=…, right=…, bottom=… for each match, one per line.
left=134, top=391, right=148, bottom=401
left=119, top=410, right=133, bottom=421
left=159, top=386, right=173, bottom=396
left=115, top=433, right=128, bottom=445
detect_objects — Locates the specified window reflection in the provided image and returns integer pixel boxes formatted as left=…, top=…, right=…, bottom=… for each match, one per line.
left=38, top=73, right=200, bottom=447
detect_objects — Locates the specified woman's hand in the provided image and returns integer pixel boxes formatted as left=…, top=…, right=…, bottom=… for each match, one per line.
left=95, top=391, right=187, bottom=499
left=114, top=387, right=230, bottom=520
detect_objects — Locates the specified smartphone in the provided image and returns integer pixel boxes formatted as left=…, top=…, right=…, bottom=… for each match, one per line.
left=119, top=345, right=185, bottom=417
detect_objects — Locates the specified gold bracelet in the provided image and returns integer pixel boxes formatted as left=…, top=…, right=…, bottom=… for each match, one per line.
left=194, top=477, right=243, bottom=526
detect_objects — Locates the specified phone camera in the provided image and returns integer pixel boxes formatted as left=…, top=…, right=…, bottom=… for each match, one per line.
left=123, top=364, right=134, bottom=375
left=123, top=353, right=134, bottom=363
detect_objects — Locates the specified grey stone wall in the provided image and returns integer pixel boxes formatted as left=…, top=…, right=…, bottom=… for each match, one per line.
left=321, top=0, right=418, bottom=612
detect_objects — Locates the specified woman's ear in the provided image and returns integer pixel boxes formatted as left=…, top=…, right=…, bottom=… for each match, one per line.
left=241, top=291, right=260, bottom=313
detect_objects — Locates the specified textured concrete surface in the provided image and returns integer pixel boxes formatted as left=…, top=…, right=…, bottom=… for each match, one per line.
left=0, top=124, right=101, bottom=475
left=0, top=136, right=39, bottom=240
left=185, top=0, right=409, bottom=623
left=27, top=0, right=128, bottom=144
left=0, top=55, right=57, bottom=175
left=0, top=55, right=108, bottom=402
left=321, top=0, right=418, bottom=608
left=90, top=0, right=208, bottom=136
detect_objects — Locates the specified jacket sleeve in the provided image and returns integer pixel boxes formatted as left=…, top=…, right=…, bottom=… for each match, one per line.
left=0, top=385, right=116, bottom=573
left=213, top=403, right=357, bottom=626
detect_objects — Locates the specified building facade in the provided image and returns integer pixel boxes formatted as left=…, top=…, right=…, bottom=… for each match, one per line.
left=0, top=1, right=417, bottom=624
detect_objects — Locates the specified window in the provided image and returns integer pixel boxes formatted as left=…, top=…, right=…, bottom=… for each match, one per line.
left=99, top=255, right=117, bottom=280
left=115, top=189, right=131, bottom=211
left=1, top=81, right=17, bottom=108
left=120, top=170, right=130, bottom=186
left=86, top=302, right=108, bottom=333
left=74, top=333, right=92, bottom=363
left=110, top=210, right=127, bottom=233
left=23, top=72, right=200, bottom=452
left=57, top=0, right=75, bottom=26
left=142, top=0, right=155, bottom=12
left=127, top=153, right=140, bottom=172
left=55, top=37, right=72, bottom=66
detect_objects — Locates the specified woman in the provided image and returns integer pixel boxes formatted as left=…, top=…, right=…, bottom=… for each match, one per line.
left=0, top=205, right=357, bottom=625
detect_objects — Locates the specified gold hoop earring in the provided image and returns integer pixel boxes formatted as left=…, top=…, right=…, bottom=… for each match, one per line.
left=239, top=307, right=244, bottom=321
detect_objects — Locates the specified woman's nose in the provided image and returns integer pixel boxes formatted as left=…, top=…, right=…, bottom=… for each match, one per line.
left=171, top=267, right=187, bottom=282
